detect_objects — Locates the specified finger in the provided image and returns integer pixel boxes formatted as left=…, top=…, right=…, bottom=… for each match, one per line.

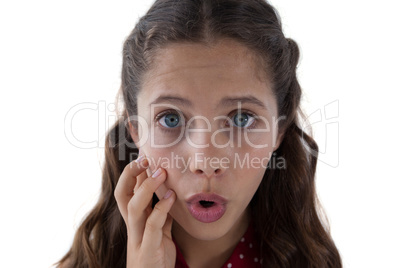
left=134, top=164, right=148, bottom=193
left=135, top=150, right=153, bottom=207
left=144, top=169, right=155, bottom=206
left=142, top=189, right=176, bottom=251
left=135, top=167, right=154, bottom=210
left=162, top=213, right=174, bottom=240
left=114, top=156, right=149, bottom=224
left=133, top=148, right=147, bottom=193
left=127, top=168, right=167, bottom=247
left=146, top=167, right=153, bottom=178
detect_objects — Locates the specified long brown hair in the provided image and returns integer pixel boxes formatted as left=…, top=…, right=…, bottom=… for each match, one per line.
left=57, top=0, right=342, bottom=267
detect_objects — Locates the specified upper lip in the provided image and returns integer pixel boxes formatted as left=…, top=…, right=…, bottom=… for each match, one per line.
left=185, top=193, right=228, bottom=205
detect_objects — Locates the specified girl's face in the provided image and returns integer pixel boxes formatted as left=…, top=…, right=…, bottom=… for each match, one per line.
left=131, top=39, right=282, bottom=240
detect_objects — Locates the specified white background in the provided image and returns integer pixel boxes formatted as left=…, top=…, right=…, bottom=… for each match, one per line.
left=1, top=0, right=401, bottom=267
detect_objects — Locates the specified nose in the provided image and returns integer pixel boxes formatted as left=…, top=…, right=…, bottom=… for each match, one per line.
left=189, top=154, right=227, bottom=178
left=186, top=120, right=229, bottom=178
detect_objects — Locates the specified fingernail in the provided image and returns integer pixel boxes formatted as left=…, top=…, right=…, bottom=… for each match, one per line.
left=164, top=189, right=173, bottom=199
left=135, top=154, right=144, bottom=163
left=135, top=155, right=148, bottom=167
left=152, top=168, right=162, bottom=178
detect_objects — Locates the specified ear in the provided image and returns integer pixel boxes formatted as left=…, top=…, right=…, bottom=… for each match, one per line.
left=126, top=111, right=141, bottom=149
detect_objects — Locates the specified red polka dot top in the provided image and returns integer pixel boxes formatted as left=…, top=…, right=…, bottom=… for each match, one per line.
left=173, top=221, right=262, bottom=267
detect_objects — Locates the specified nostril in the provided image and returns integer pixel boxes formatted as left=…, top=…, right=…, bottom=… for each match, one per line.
left=193, top=168, right=222, bottom=177
left=195, top=169, right=204, bottom=175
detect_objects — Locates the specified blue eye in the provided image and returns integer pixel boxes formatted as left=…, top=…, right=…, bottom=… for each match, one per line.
left=232, top=112, right=255, bottom=128
left=158, top=112, right=181, bottom=128
left=156, top=110, right=256, bottom=130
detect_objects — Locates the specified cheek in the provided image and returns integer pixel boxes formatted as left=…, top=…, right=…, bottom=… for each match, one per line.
left=230, top=146, right=271, bottom=191
left=141, top=144, right=171, bottom=169
left=153, top=130, right=185, bottom=147
left=237, top=154, right=267, bottom=186
left=139, top=146, right=164, bottom=182
left=141, top=147, right=181, bottom=197
left=232, top=142, right=275, bottom=173
left=243, top=131, right=276, bottom=151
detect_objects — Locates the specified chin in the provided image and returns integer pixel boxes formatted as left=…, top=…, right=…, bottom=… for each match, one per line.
left=186, top=224, right=229, bottom=241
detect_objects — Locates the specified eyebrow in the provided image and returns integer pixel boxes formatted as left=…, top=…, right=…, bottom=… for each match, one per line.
left=149, top=94, right=268, bottom=110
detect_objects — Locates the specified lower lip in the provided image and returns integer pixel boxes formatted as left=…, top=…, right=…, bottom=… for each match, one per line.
left=186, top=202, right=227, bottom=223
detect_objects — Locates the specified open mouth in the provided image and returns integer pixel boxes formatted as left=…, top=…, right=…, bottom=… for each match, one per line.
left=199, top=200, right=215, bottom=208
left=186, top=194, right=227, bottom=223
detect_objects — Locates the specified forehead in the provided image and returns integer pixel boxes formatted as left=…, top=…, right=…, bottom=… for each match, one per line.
left=139, top=39, right=277, bottom=115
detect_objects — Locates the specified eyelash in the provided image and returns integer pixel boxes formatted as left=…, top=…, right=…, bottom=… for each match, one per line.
left=155, top=109, right=185, bottom=134
left=155, top=109, right=258, bottom=133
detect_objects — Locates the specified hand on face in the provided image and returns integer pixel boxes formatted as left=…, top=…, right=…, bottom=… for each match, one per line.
left=114, top=151, right=177, bottom=268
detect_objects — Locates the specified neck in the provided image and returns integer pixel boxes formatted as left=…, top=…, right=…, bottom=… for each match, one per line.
left=172, top=208, right=250, bottom=268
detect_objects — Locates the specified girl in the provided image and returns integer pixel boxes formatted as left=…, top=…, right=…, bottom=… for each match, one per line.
left=57, top=0, right=342, bottom=267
